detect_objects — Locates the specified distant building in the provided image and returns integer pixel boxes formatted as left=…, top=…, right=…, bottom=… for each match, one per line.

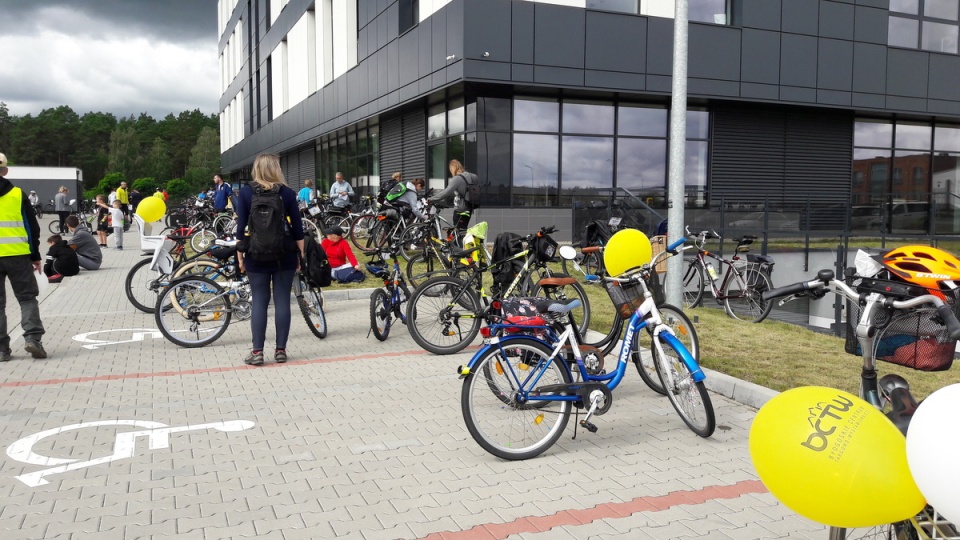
left=4, top=166, right=83, bottom=211
left=218, top=0, right=960, bottom=239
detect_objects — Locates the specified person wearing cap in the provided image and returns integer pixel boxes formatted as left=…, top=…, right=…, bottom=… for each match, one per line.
left=320, top=226, right=364, bottom=282
left=0, top=153, right=47, bottom=361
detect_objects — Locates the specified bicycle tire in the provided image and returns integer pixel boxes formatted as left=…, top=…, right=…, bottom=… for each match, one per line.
left=461, top=338, right=572, bottom=460
left=155, top=276, right=232, bottom=348
left=349, top=214, right=378, bottom=252
left=583, top=252, right=603, bottom=277
left=723, top=267, right=774, bottom=323
left=405, top=250, right=449, bottom=289
left=682, top=262, right=705, bottom=309
left=633, top=305, right=699, bottom=396
left=125, top=258, right=164, bottom=313
left=189, top=229, right=218, bottom=253
left=653, top=333, right=715, bottom=437
left=580, top=312, right=624, bottom=357
left=48, top=219, right=61, bottom=234
left=827, top=524, right=905, bottom=540
left=406, top=276, right=482, bottom=355
left=370, top=288, right=391, bottom=341
left=172, top=259, right=231, bottom=284
left=297, top=275, right=327, bottom=339
left=532, top=276, right=591, bottom=337
left=397, top=223, right=431, bottom=262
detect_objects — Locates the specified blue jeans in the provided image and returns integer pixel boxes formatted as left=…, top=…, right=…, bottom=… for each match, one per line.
left=0, top=255, right=45, bottom=349
left=247, top=268, right=296, bottom=351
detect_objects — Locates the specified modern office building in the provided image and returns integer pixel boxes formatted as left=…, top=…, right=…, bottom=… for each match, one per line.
left=218, top=0, right=960, bottom=240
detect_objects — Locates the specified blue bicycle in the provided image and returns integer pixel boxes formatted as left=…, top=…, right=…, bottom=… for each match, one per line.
left=459, top=240, right=715, bottom=460
left=367, top=246, right=411, bottom=341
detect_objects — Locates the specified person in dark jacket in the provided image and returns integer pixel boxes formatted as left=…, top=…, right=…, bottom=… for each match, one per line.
left=0, top=152, right=47, bottom=360
left=43, top=234, right=80, bottom=283
left=425, top=159, right=476, bottom=239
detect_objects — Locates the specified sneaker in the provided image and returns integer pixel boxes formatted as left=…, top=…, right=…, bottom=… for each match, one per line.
left=0, top=349, right=11, bottom=362
left=48, top=274, right=63, bottom=283
left=115, top=247, right=123, bottom=250
left=243, top=350, right=264, bottom=366
left=24, top=340, right=47, bottom=359
left=275, top=349, right=287, bottom=363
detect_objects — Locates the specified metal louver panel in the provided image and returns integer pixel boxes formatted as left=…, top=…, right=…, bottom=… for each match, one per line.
left=295, top=146, right=316, bottom=189
left=783, top=109, right=852, bottom=204
left=380, top=116, right=403, bottom=183
left=401, top=109, right=426, bottom=179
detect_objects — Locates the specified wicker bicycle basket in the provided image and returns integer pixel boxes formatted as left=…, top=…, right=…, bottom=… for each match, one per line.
left=604, top=279, right=646, bottom=319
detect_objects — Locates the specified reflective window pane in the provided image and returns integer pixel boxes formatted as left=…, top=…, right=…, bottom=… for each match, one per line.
left=922, top=21, right=959, bottom=53
left=428, top=143, right=447, bottom=191
left=428, top=104, right=446, bottom=140
left=893, top=150, right=931, bottom=199
left=618, top=106, right=667, bottom=137
left=471, top=132, right=511, bottom=206
left=513, top=134, right=559, bottom=206
left=925, top=0, right=958, bottom=21
left=561, top=136, right=614, bottom=190
left=889, top=16, right=920, bottom=48
left=854, top=120, right=893, bottom=148
left=448, top=98, right=465, bottom=134
left=514, top=98, right=560, bottom=133
left=685, top=141, right=708, bottom=207
left=562, top=102, right=614, bottom=135
left=932, top=153, right=960, bottom=195
left=895, top=123, right=932, bottom=150
left=686, top=110, right=709, bottom=139
left=891, top=0, right=919, bottom=15
left=586, top=0, right=637, bottom=14
left=689, top=0, right=727, bottom=24
left=616, top=138, right=666, bottom=190
left=466, top=101, right=476, bottom=132
left=477, top=97, right=511, bottom=131
left=852, top=148, right=891, bottom=205
left=935, top=125, right=960, bottom=152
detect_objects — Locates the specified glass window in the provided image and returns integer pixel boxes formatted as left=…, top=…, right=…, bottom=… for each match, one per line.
left=685, top=141, right=708, bottom=206
left=448, top=98, right=465, bottom=135
left=586, top=0, right=637, bottom=14
left=514, top=98, right=560, bottom=133
left=448, top=134, right=465, bottom=167
left=562, top=102, right=614, bottom=135
left=618, top=106, right=668, bottom=137
left=478, top=97, right=511, bottom=131
left=616, top=138, right=667, bottom=190
left=466, top=101, right=476, bottom=132
left=922, top=21, right=959, bottom=53
left=855, top=120, right=893, bottom=148
left=686, top=110, right=710, bottom=139
left=428, top=143, right=448, bottom=191
left=471, top=132, right=511, bottom=206
left=889, top=16, right=920, bottom=48
left=925, top=0, right=958, bottom=20
left=935, top=125, right=960, bottom=152
left=891, top=0, right=920, bottom=15
left=689, top=0, right=728, bottom=24
left=513, top=134, right=559, bottom=207
left=896, top=123, right=932, bottom=150
left=561, top=136, right=614, bottom=190
left=399, top=0, right=418, bottom=34
left=894, top=150, right=931, bottom=198
left=428, top=104, right=446, bottom=140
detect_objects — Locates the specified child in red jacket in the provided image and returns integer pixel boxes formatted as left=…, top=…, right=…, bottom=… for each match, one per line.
left=320, top=226, right=365, bottom=283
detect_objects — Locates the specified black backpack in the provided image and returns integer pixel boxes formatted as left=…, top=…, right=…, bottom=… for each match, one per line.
left=491, top=232, right=524, bottom=289
left=378, top=178, right=399, bottom=204
left=302, top=234, right=332, bottom=288
left=245, top=184, right=289, bottom=263
left=459, top=173, right=481, bottom=209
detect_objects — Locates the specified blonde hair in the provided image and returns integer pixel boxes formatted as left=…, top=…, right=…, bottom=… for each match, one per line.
left=59, top=186, right=68, bottom=193
left=251, top=154, right=285, bottom=189
left=448, top=159, right=464, bottom=175
left=392, top=172, right=402, bottom=180
left=304, top=179, right=313, bottom=188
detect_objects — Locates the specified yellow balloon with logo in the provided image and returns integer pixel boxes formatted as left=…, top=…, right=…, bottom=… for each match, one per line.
left=136, top=197, right=166, bottom=223
left=603, top=228, right=652, bottom=277
left=749, top=386, right=924, bottom=528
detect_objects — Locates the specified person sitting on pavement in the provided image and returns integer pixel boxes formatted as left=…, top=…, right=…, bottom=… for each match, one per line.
left=44, top=234, right=79, bottom=283
left=66, top=215, right=102, bottom=270
left=320, top=226, right=364, bottom=283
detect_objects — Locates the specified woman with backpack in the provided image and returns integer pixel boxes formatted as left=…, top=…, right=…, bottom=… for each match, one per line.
left=235, top=154, right=306, bottom=366
left=425, top=159, right=478, bottom=238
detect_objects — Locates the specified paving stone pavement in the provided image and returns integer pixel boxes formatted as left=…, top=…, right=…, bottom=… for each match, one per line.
left=0, top=218, right=829, bottom=539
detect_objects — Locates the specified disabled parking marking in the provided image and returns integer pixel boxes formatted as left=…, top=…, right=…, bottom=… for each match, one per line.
left=72, top=328, right=163, bottom=349
left=6, top=419, right=255, bottom=487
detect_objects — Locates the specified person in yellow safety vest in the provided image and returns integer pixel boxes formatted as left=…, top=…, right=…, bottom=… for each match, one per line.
left=0, top=153, right=47, bottom=361
left=116, top=181, right=130, bottom=231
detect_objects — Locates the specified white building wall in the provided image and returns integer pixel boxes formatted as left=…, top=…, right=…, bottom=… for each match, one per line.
left=271, top=41, right=288, bottom=117
left=287, top=12, right=313, bottom=107
left=420, top=0, right=454, bottom=20
left=270, top=0, right=290, bottom=26
left=331, top=0, right=357, bottom=79
left=316, top=0, right=333, bottom=88
left=516, top=0, right=679, bottom=18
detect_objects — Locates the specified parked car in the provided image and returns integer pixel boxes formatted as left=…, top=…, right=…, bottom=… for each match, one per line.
left=728, top=211, right=798, bottom=231
left=850, top=206, right=882, bottom=231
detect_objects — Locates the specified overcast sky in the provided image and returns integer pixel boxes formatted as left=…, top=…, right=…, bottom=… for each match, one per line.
left=1, top=0, right=219, bottom=119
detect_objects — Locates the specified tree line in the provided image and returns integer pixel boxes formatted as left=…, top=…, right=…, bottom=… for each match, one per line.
left=0, top=101, right=221, bottom=202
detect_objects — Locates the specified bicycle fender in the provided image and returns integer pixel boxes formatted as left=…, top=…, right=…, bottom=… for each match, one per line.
left=659, top=333, right=706, bottom=383
left=458, top=335, right=554, bottom=377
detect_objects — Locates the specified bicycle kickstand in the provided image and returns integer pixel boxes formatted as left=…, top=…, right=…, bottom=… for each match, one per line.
left=579, top=392, right=604, bottom=433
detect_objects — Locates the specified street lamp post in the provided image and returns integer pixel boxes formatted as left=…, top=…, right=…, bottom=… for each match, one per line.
left=665, top=0, right=689, bottom=307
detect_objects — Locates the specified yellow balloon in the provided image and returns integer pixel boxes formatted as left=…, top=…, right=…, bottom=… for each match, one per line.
left=749, top=386, right=925, bottom=528
left=603, top=229, right=652, bottom=277
left=136, top=197, right=166, bottom=223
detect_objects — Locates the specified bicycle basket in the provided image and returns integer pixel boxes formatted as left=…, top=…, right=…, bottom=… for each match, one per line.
left=604, top=279, right=646, bottom=319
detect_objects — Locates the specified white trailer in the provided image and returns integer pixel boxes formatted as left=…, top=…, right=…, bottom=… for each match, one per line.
left=3, top=166, right=84, bottom=211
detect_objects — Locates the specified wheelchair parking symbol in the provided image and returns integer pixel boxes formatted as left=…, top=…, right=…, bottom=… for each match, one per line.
left=72, top=328, right=163, bottom=349
left=6, top=419, right=255, bottom=487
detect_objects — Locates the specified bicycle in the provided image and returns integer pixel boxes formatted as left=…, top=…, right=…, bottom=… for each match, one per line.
left=458, top=262, right=715, bottom=460
left=49, top=201, right=96, bottom=234
left=763, top=267, right=960, bottom=540
left=681, top=228, right=775, bottom=323
left=154, top=272, right=250, bottom=348
left=366, top=246, right=411, bottom=341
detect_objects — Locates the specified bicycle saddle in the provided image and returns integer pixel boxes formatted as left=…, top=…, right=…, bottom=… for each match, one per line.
left=879, top=373, right=919, bottom=436
left=533, top=297, right=582, bottom=315
left=538, top=276, right=577, bottom=287
left=451, top=245, right=481, bottom=259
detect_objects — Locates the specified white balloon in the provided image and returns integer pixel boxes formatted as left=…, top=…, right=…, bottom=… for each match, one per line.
left=906, top=383, right=960, bottom=524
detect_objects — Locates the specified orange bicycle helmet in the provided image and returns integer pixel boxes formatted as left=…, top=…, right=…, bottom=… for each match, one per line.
left=881, top=245, right=960, bottom=297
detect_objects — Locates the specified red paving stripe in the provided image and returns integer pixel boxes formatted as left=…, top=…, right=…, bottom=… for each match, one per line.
left=0, top=348, right=429, bottom=388
left=420, top=479, right=768, bottom=540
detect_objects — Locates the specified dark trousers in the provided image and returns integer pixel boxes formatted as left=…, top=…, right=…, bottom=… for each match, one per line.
left=0, top=255, right=44, bottom=349
left=57, top=211, right=69, bottom=233
left=453, top=211, right=472, bottom=245
left=247, top=268, right=296, bottom=351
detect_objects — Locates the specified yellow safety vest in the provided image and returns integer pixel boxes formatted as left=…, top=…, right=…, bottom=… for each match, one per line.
left=0, top=187, right=30, bottom=256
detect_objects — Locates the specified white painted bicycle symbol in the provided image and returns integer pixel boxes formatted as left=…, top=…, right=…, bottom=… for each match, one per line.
left=6, top=419, right=255, bottom=487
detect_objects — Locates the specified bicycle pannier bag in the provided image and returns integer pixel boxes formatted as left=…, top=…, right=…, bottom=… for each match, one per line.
left=302, top=234, right=332, bottom=288
left=244, top=185, right=289, bottom=263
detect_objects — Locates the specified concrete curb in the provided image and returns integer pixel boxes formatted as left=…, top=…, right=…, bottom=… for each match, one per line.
left=323, top=287, right=378, bottom=301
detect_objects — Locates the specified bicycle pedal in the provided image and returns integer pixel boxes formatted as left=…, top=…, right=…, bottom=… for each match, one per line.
left=579, top=420, right=598, bottom=433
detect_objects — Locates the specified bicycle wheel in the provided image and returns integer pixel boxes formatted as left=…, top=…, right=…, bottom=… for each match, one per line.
left=125, top=258, right=165, bottom=313
left=172, top=259, right=231, bottom=284
left=723, top=267, right=774, bottom=323
left=302, top=218, right=322, bottom=240
left=155, top=276, right=232, bottom=348
left=406, top=276, right=482, bottom=355
left=370, top=289, right=391, bottom=341
left=349, top=214, right=378, bottom=252
left=48, top=219, right=61, bottom=234
left=653, top=333, right=715, bottom=437
left=297, top=274, right=327, bottom=339
left=583, top=252, right=603, bottom=277
left=681, top=262, right=705, bottom=309
left=398, top=224, right=431, bottom=261
left=461, top=338, right=572, bottom=460
left=827, top=524, right=904, bottom=540
left=633, top=305, right=699, bottom=396
left=581, top=312, right=624, bottom=357
left=405, top=251, right=440, bottom=289
left=533, top=277, right=591, bottom=337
